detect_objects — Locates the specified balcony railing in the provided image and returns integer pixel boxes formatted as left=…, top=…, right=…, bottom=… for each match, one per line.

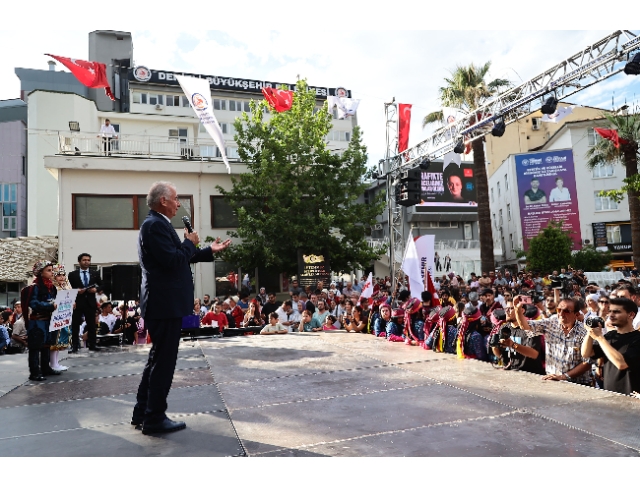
left=57, top=131, right=237, bottom=161
left=435, top=240, right=481, bottom=250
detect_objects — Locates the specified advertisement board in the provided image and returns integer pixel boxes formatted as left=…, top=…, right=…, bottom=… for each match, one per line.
left=415, top=161, right=478, bottom=213
left=514, top=149, right=582, bottom=251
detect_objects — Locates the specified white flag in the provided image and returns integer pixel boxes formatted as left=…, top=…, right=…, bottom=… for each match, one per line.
left=401, top=234, right=424, bottom=300
left=360, top=272, right=374, bottom=300
left=176, top=75, right=230, bottom=174
left=327, top=96, right=360, bottom=119
left=542, top=105, right=575, bottom=124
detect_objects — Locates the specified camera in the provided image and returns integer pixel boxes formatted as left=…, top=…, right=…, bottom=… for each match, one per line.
left=489, top=326, right=512, bottom=347
left=585, top=316, right=605, bottom=328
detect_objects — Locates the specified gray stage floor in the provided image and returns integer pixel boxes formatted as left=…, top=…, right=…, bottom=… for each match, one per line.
left=1, top=332, right=639, bottom=456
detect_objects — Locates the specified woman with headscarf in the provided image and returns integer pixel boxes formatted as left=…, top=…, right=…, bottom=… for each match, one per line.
left=456, top=306, right=487, bottom=361
left=403, top=297, right=426, bottom=345
left=50, top=264, right=72, bottom=371
left=386, top=308, right=406, bottom=342
left=372, top=303, right=391, bottom=337
left=425, top=306, right=458, bottom=353
left=24, top=261, right=60, bottom=381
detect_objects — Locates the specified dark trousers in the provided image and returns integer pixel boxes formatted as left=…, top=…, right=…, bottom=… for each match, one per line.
left=133, top=318, right=182, bottom=423
left=71, top=303, right=97, bottom=349
left=28, top=347, right=50, bottom=374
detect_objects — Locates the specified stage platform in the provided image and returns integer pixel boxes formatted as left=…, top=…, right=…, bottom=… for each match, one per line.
left=1, top=332, right=639, bottom=457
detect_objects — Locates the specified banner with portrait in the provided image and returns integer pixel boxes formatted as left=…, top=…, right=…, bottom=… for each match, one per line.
left=415, top=161, right=478, bottom=212
left=514, top=149, right=582, bottom=251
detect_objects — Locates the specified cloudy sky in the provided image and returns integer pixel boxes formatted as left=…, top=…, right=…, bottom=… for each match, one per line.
left=1, top=5, right=637, bottom=166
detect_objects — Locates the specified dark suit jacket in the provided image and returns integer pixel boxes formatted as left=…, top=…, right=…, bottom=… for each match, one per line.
left=68, top=268, right=102, bottom=308
left=138, top=209, right=214, bottom=320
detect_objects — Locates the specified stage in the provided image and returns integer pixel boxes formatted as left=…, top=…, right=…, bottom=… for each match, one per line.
left=1, top=332, right=639, bottom=456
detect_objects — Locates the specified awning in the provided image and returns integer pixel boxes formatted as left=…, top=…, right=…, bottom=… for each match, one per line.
left=0, top=236, right=59, bottom=282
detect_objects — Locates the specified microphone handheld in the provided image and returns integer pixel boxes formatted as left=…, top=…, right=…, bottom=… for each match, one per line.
left=182, top=216, right=194, bottom=234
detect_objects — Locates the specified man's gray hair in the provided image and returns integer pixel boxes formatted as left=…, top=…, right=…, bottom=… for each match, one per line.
left=147, top=181, right=176, bottom=208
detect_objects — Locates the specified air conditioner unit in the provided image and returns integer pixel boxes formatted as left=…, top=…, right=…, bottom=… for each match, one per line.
left=531, top=117, right=541, bottom=131
left=373, top=224, right=383, bottom=231
left=155, top=104, right=163, bottom=110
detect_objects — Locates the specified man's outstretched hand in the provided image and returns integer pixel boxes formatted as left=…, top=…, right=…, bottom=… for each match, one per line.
left=210, top=237, right=232, bottom=253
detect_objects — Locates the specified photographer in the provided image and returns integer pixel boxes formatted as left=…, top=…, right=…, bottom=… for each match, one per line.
left=581, top=297, right=640, bottom=395
left=490, top=301, right=545, bottom=374
left=515, top=295, right=591, bottom=384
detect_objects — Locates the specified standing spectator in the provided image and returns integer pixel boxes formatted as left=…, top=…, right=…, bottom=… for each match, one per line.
left=342, top=282, right=354, bottom=298
left=581, top=297, right=640, bottom=395
left=237, top=291, right=250, bottom=311
left=494, top=272, right=508, bottom=287
left=515, top=296, right=591, bottom=384
left=68, top=253, right=102, bottom=352
left=313, top=299, right=330, bottom=324
left=614, top=284, right=640, bottom=330
left=99, top=118, right=118, bottom=155
left=256, top=287, right=268, bottom=306
left=288, top=279, right=302, bottom=295
left=479, top=289, right=502, bottom=320
left=202, top=294, right=212, bottom=309
left=261, top=293, right=280, bottom=319
left=478, top=272, right=492, bottom=288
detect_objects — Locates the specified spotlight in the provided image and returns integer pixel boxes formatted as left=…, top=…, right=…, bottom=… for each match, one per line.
left=624, top=53, right=640, bottom=75
left=418, top=157, right=431, bottom=170
left=541, top=96, right=558, bottom=115
left=453, top=139, right=465, bottom=154
left=491, top=119, right=506, bottom=137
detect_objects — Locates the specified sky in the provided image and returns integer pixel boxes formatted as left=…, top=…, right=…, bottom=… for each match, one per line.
left=1, top=4, right=638, bottom=167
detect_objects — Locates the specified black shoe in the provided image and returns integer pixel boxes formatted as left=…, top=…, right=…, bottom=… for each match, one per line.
left=141, top=418, right=186, bottom=435
left=42, top=368, right=62, bottom=376
left=68, top=348, right=78, bottom=354
left=29, top=374, right=46, bottom=381
left=131, top=417, right=144, bottom=427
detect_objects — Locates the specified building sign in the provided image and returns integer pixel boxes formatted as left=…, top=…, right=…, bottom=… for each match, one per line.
left=297, top=251, right=331, bottom=288
left=592, top=222, right=608, bottom=248
left=415, top=161, right=478, bottom=213
left=128, top=68, right=349, bottom=99
left=514, top=149, right=582, bottom=251
left=609, top=243, right=632, bottom=252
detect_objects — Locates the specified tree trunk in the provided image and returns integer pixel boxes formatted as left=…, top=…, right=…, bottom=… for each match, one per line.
left=623, top=142, right=640, bottom=266
left=472, top=136, right=495, bottom=273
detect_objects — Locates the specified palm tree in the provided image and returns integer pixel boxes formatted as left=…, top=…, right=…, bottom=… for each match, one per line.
left=423, top=61, right=511, bottom=273
left=586, top=112, right=640, bottom=266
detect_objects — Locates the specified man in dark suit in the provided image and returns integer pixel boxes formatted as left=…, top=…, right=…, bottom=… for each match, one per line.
left=68, top=253, right=102, bottom=352
left=132, top=181, right=231, bottom=435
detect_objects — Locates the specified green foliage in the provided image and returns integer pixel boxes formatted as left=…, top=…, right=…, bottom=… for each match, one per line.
left=525, top=221, right=573, bottom=273
left=571, top=245, right=612, bottom=272
left=215, top=79, right=387, bottom=275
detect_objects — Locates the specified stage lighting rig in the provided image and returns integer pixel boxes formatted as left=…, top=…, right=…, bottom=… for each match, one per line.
left=541, top=96, right=558, bottom=115
left=453, top=138, right=465, bottom=154
left=491, top=119, right=506, bottom=137
left=624, top=53, right=640, bottom=75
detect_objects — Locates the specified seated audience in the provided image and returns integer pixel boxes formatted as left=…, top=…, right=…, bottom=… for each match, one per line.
left=201, top=303, right=229, bottom=330
left=298, top=309, right=323, bottom=332
left=260, top=312, right=289, bottom=335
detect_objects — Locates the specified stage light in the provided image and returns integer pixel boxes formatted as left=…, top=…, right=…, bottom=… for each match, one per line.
left=491, top=120, right=506, bottom=137
left=624, top=53, right=640, bottom=75
left=541, top=96, right=558, bottom=115
left=453, top=139, right=465, bottom=154
left=418, top=157, right=431, bottom=170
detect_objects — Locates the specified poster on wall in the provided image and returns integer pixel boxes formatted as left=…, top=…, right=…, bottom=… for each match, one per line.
left=297, top=251, right=331, bottom=288
left=416, top=161, right=478, bottom=212
left=514, top=149, right=582, bottom=251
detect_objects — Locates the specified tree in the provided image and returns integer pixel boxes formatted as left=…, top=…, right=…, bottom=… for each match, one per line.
left=525, top=221, right=573, bottom=274
left=586, top=112, right=640, bottom=266
left=571, top=245, right=612, bottom=272
left=423, top=62, right=511, bottom=273
left=216, top=79, right=387, bottom=276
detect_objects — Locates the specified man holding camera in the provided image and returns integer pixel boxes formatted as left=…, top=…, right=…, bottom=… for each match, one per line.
left=581, top=297, right=640, bottom=395
left=515, top=295, right=591, bottom=384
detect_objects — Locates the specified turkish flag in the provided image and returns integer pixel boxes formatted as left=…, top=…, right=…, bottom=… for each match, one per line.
left=425, top=270, right=439, bottom=300
left=398, top=104, right=412, bottom=155
left=262, top=88, right=294, bottom=112
left=46, top=54, right=115, bottom=101
left=595, top=127, right=628, bottom=149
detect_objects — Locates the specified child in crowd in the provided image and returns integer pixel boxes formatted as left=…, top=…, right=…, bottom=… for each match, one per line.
left=260, top=312, right=289, bottom=335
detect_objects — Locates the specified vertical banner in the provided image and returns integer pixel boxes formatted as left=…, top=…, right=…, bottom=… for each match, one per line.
left=176, top=75, right=231, bottom=174
left=398, top=104, right=412, bottom=154
left=401, top=234, right=424, bottom=299
left=414, top=235, right=435, bottom=284
left=49, top=289, right=79, bottom=332
left=514, top=149, right=582, bottom=251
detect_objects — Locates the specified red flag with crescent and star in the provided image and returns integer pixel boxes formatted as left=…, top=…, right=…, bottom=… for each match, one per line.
left=398, top=104, right=412, bottom=155
left=46, top=54, right=115, bottom=101
left=262, top=87, right=294, bottom=112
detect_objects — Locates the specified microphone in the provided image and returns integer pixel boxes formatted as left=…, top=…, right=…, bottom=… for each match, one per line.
left=182, top=216, right=194, bottom=233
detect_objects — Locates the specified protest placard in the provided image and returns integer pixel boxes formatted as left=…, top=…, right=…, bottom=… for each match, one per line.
left=49, top=289, right=78, bottom=332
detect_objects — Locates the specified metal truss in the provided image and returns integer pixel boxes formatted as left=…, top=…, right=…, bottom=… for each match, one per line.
left=382, top=29, right=640, bottom=281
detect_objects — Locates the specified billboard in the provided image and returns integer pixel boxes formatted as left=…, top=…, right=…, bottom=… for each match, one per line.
left=514, top=149, right=582, bottom=251
left=415, top=161, right=478, bottom=212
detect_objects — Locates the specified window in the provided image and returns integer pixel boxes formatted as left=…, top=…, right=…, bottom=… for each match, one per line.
left=491, top=187, right=494, bottom=202
left=201, top=123, right=228, bottom=134
left=606, top=225, right=622, bottom=244
left=497, top=181, right=501, bottom=197
left=73, top=195, right=193, bottom=230
left=504, top=174, right=508, bottom=191
left=507, top=203, right=511, bottom=221
left=509, top=233, right=514, bottom=251
left=594, top=192, right=618, bottom=211
left=228, top=147, right=240, bottom=159
left=1, top=183, right=17, bottom=233
left=22, top=156, right=26, bottom=176
left=244, top=101, right=251, bottom=112
left=587, top=127, right=597, bottom=146
left=213, top=99, right=227, bottom=110
left=132, top=92, right=141, bottom=103
left=229, top=100, right=246, bottom=112
left=169, top=128, right=188, bottom=143
left=463, top=223, right=472, bottom=240
left=149, top=94, right=158, bottom=105
left=592, top=163, right=614, bottom=178
left=426, top=221, right=458, bottom=228
left=182, top=96, right=189, bottom=107
left=493, top=213, right=496, bottom=228
left=327, top=130, right=351, bottom=142
left=211, top=196, right=239, bottom=228
left=499, top=209, right=503, bottom=226
left=166, top=95, right=180, bottom=107
left=141, top=93, right=147, bottom=104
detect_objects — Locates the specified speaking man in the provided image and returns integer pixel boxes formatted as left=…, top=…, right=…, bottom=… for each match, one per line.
left=132, top=181, right=231, bottom=435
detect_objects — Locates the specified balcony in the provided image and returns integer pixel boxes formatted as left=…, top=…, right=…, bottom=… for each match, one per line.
left=435, top=240, right=481, bottom=250
left=57, top=131, right=237, bottom=161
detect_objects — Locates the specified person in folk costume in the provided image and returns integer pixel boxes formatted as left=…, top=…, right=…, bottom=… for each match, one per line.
left=425, top=305, right=458, bottom=353
left=456, top=306, right=488, bottom=361
left=403, top=297, right=426, bottom=346
left=386, top=308, right=406, bottom=342
left=50, top=264, right=72, bottom=371
left=420, top=291, right=439, bottom=337
left=372, top=303, right=392, bottom=337
left=487, top=308, right=508, bottom=360
left=24, top=261, right=61, bottom=381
